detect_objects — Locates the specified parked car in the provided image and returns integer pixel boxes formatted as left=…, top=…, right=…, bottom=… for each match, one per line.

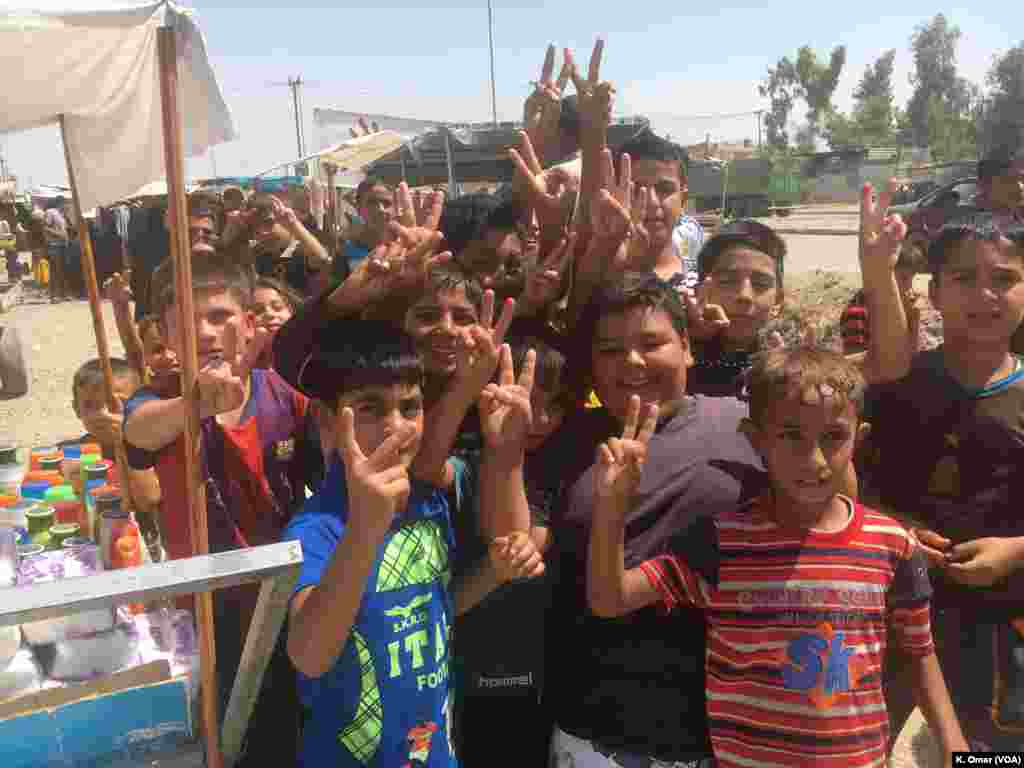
left=889, top=177, right=979, bottom=267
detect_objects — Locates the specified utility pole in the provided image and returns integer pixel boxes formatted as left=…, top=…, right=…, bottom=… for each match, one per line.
left=486, top=0, right=498, bottom=127
left=755, top=110, right=763, bottom=150
left=288, top=76, right=306, bottom=158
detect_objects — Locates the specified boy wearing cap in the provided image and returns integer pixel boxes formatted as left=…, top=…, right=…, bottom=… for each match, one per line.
left=686, top=219, right=786, bottom=397
left=283, top=319, right=542, bottom=768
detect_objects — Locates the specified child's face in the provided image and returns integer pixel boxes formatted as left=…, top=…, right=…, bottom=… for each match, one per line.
left=334, top=383, right=424, bottom=469
left=930, top=238, right=1024, bottom=346
left=749, top=391, right=863, bottom=510
left=403, top=285, right=478, bottom=378
left=74, top=375, right=138, bottom=449
left=250, top=287, right=293, bottom=333
left=704, top=246, right=781, bottom=345
left=591, top=305, right=692, bottom=424
left=142, top=323, right=179, bottom=377
left=526, top=385, right=566, bottom=453
left=164, top=286, right=253, bottom=368
left=631, top=158, right=685, bottom=251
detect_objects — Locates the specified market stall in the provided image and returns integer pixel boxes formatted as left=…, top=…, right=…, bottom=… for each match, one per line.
left=0, top=3, right=290, bottom=766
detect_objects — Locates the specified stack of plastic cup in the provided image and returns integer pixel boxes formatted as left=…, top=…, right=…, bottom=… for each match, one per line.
left=29, top=446, right=60, bottom=472
left=20, top=481, right=51, bottom=502
left=61, top=445, right=83, bottom=495
left=0, top=445, right=23, bottom=498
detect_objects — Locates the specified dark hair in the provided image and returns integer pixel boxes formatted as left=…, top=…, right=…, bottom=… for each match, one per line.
left=187, top=190, right=221, bottom=222
left=927, top=211, right=1024, bottom=276
left=296, top=320, right=423, bottom=404
left=978, top=143, right=1022, bottom=182
left=355, top=177, right=391, bottom=204
left=245, top=193, right=277, bottom=224
left=439, top=193, right=521, bottom=256
left=508, top=334, right=571, bottom=406
left=222, top=187, right=245, bottom=207
left=559, top=94, right=581, bottom=142
left=254, top=276, right=302, bottom=313
left=152, top=254, right=255, bottom=320
left=700, top=219, right=787, bottom=288
left=73, top=357, right=139, bottom=403
left=421, top=267, right=485, bottom=313
left=614, top=128, right=688, bottom=182
left=747, top=346, right=866, bottom=425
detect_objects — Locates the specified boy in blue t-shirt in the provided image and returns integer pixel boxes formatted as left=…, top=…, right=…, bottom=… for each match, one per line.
left=283, top=319, right=541, bottom=768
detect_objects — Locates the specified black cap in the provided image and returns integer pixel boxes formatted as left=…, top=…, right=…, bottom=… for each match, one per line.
left=927, top=211, right=1024, bottom=271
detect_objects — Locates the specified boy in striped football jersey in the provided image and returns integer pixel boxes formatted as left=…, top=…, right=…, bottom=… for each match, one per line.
left=587, top=347, right=967, bottom=767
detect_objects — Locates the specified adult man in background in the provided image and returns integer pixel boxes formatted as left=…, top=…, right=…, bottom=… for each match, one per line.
left=44, top=196, right=69, bottom=302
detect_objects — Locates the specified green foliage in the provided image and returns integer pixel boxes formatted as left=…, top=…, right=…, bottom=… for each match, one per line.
left=759, top=46, right=846, bottom=150
left=907, top=14, right=967, bottom=149
left=981, top=43, right=1024, bottom=152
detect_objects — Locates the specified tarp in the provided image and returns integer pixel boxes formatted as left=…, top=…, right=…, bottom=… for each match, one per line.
left=0, top=0, right=235, bottom=211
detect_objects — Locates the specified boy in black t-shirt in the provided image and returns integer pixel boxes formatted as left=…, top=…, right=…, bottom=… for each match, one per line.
left=864, top=210, right=1024, bottom=751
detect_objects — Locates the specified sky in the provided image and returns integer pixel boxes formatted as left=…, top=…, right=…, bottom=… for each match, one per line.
left=2, top=1, right=1019, bottom=190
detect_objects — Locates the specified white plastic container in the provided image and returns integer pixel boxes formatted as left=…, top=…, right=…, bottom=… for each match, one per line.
left=46, top=624, right=140, bottom=681
left=18, top=548, right=115, bottom=645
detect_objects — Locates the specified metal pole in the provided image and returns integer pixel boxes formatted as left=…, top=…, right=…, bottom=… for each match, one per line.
left=443, top=128, right=457, bottom=196
left=486, top=0, right=498, bottom=127
left=289, top=77, right=304, bottom=158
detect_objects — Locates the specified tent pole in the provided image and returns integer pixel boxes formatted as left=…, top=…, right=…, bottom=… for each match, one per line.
left=57, top=116, right=141, bottom=536
left=443, top=128, right=456, bottom=196
left=156, top=26, right=223, bottom=768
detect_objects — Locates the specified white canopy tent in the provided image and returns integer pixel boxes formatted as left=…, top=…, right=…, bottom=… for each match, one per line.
left=0, top=0, right=235, bottom=211
left=0, top=3, right=236, bottom=764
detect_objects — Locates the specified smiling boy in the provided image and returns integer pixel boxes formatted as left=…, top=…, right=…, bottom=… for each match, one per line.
left=588, top=347, right=967, bottom=767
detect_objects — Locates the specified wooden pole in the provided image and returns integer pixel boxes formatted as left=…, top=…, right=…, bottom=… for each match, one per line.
left=57, top=116, right=140, bottom=535
left=156, top=26, right=223, bottom=768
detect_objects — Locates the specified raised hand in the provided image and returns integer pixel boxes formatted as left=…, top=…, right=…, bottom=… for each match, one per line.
left=479, top=344, right=535, bottom=455
left=82, top=396, right=125, bottom=449
left=271, top=197, right=301, bottom=231
left=911, top=528, right=953, bottom=569
left=338, top=406, right=415, bottom=542
left=594, top=395, right=658, bottom=504
left=588, top=149, right=650, bottom=273
left=490, top=530, right=545, bottom=583
left=396, top=183, right=445, bottom=232
left=521, top=231, right=575, bottom=314
left=349, top=117, right=381, bottom=140
left=103, top=271, right=134, bottom=307
left=455, top=289, right=517, bottom=392
left=198, top=319, right=268, bottom=418
left=523, top=45, right=571, bottom=164
left=567, top=39, right=614, bottom=145
left=860, top=180, right=907, bottom=280
left=509, top=131, right=576, bottom=239
left=682, top=277, right=731, bottom=340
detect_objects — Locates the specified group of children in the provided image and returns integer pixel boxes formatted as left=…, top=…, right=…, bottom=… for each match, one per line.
left=55, top=39, right=1024, bottom=767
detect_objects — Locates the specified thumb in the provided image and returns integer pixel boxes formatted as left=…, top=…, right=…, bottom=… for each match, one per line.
left=946, top=540, right=979, bottom=564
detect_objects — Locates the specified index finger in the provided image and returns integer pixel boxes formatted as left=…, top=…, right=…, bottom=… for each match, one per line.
left=498, top=343, right=515, bottom=386
left=223, top=316, right=240, bottom=368
left=877, top=178, right=898, bottom=218
left=397, top=182, right=416, bottom=227
left=621, top=394, right=641, bottom=440
left=517, top=347, right=536, bottom=393
left=518, top=131, right=544, bottom=176
left=493, top=297, right=516, bottom=347
left=588, top=38, right=605, bottom=85
left=636, top=402, right=659, bottom=445
left=481, top=289, right=496, bottom=330
left=540, top=44, right=555, bottom=84
left=565, top=48, right=586, bottom=93
left=423, top=190, right=444, bottom=231
left=338, top=407, right=365, bottom=464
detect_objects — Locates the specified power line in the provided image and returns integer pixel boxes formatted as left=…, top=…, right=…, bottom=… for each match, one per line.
left=486, top=0, right=498, bottom=127
left=649, top=108, right=764, bottom=122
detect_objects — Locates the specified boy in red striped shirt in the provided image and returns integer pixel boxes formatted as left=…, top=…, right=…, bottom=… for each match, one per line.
left=587, top=347, right=967, bottom=767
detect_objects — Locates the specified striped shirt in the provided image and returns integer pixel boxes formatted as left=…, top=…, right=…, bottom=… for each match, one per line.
left=641, top=497, right=933, bottom=768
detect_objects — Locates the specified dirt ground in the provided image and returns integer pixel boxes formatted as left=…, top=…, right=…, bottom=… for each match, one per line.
left=0, top=239, right=942, bottom=766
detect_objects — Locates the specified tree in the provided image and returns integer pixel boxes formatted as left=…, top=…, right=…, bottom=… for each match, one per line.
left=906, top=14, right=963, bottom=148
left=824, top=50, right=897, bottom=149
left=795, top=45, right=847, bottom=145
left=759, top=57, right=799, bottom=149
left=981, top=44, right=1024, bottom=152
left=759, top=45, right=846, bottom=150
